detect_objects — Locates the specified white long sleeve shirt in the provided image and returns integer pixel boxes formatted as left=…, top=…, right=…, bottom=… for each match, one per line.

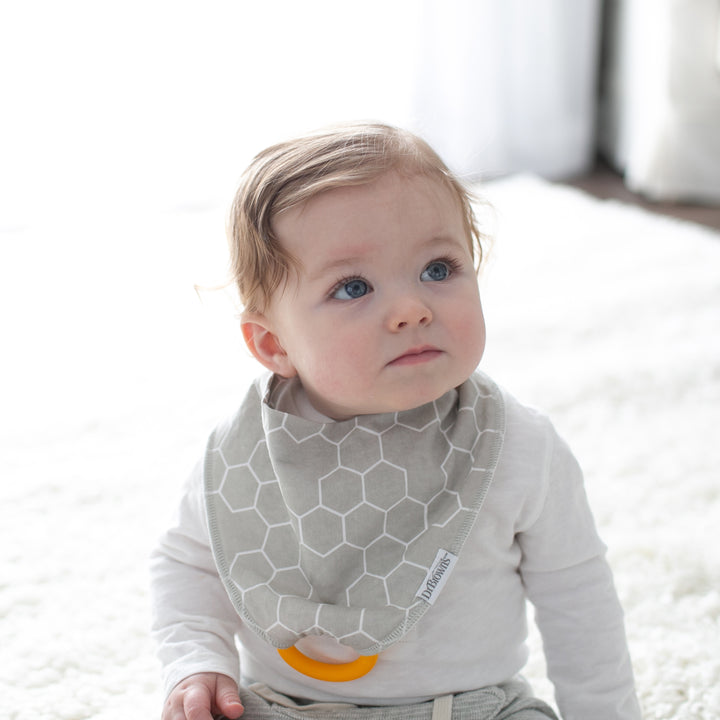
left=150, top=377, right=640, bottom=720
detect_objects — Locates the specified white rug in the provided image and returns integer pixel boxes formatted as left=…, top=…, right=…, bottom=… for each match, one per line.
left=2, top=176, right=718, bottom=719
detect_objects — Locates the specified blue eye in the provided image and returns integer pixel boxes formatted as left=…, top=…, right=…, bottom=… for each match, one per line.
left=421, top=261, right=451, bottom=282
left=333, top=278, right=370, bottom=300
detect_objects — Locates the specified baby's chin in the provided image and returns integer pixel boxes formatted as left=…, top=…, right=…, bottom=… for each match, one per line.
left=379, top=375, right=473, bottom=415
left=304, top=364, right=478, bottom=420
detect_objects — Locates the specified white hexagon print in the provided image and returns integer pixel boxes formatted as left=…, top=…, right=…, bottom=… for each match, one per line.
left=204, top=372, right=505, bottom=654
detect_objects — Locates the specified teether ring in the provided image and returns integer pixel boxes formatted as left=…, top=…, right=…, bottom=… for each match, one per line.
left=278, top=646, right=378, bottom=682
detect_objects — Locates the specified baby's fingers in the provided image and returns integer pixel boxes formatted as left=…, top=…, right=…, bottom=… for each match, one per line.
left=181, top=683, right=214, bottom=720
left=214, top=674, right=244, bottom=718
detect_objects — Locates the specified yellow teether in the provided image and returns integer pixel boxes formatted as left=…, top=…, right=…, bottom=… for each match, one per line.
left=278, top=646, right=378, bottom=682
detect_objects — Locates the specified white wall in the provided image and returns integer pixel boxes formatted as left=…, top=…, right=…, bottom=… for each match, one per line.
left=0, top=1, right=421, bottom=228
left=1, top=0, right=608, bottom=231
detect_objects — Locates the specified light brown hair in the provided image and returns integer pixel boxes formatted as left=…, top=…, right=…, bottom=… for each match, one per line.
left=228, top=122, right=485, bottom=313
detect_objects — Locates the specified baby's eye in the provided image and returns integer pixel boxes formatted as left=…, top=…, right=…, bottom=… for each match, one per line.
left=332, top=278, right=371, bottom=300
left=420, top=260, right=452, bottom=282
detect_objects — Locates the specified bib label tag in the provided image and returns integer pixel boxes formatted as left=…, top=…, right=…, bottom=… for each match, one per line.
left=416, top=549, right=458, bottom=605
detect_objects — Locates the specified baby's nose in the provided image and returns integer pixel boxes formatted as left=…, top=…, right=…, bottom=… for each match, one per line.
left=387, top=294, right=433, bottom=330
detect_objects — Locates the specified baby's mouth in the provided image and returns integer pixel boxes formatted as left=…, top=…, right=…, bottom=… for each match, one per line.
left=387, top=346, right=443, bottom=367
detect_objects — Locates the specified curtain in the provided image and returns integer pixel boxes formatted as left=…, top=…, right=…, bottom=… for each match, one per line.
left=599, top=0, right=720, bottom=204
left=411, top=0, right=603, bottom=180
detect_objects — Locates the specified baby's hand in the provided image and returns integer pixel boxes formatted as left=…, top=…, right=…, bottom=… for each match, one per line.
left=163, top=672, right=244, bottom=720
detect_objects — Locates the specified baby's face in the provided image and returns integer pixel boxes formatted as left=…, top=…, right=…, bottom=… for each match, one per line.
left=258, top=170, right=486, bottom=419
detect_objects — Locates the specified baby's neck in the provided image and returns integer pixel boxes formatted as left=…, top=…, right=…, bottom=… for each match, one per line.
left=269, top=376, right=337, bottom=423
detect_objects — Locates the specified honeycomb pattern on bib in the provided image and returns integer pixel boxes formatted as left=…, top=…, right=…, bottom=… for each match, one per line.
left=205, top=374, right=504, bottom=652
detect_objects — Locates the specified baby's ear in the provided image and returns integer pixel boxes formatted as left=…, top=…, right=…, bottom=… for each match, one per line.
left=241, top=312, right=297, bottom=378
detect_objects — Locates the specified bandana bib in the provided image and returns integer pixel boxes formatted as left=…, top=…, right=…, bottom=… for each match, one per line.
left=204, top=371, right=505, bottom=659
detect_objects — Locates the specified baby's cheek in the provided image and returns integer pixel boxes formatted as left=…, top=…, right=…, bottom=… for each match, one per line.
left=311, top=344, right=366, bottom=393
left=456, top=307, right=486, bottom=362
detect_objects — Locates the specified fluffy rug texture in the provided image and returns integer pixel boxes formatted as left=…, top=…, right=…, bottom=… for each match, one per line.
left=2, top=176, right=718, bottom=719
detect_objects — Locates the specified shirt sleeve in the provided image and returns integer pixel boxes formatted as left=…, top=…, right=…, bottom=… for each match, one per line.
left=518, top=427, right=642, bottom=720
left=149, top=462, right=242, bottom=698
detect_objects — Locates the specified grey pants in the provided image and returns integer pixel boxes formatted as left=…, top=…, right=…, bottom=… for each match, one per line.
left=231, top=679, right=558, bottom=720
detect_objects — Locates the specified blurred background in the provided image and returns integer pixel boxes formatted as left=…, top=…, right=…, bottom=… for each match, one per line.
left=2, top=0, right=719, bottom=227
left=1, top=0, right=719, bottom=434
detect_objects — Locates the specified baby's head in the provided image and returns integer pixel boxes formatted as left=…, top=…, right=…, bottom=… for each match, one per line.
left=228, top=122, right=483, bottom=315
left=229, top=123, right=488, bottom=419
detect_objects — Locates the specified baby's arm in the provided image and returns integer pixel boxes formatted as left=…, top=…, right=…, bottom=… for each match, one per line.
left=517, top=426, right=641, bottom=720
left=523, top=556, right=640, bottom=720
left=150, top=463, right=242, bottom=703
left=162, top=672, right=243, bottom=720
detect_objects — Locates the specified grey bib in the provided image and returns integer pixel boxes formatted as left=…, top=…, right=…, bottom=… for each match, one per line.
left=204, top=371, right=505, bottom=655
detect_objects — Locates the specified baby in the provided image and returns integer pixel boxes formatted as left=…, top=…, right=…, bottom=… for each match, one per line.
left=150, top=123, right=641, bottom=720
